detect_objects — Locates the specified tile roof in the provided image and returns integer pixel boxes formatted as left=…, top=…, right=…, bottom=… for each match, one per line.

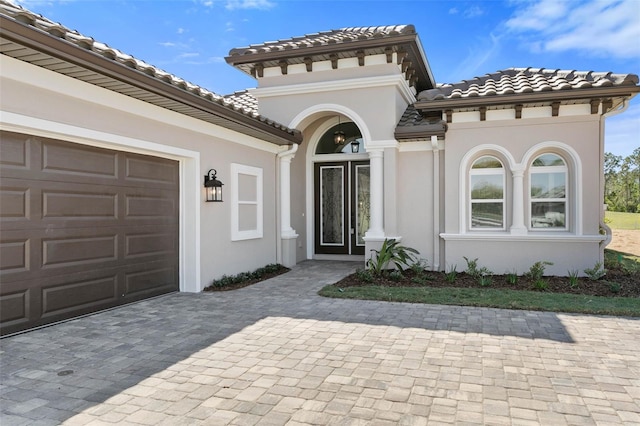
left=395, top=105, right=446, bottom=140
left=224, top=90, right=258, bottom=114
left=228, top=25, right=417, bottom=57
left=0, top=0, right=300, bottom=143
left=226, top=24, right=435, bottom=92
left=418, top=68, right=639, bottom=101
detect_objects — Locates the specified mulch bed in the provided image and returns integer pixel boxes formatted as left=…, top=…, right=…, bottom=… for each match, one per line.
left=333, top=266, right=640, bottom=298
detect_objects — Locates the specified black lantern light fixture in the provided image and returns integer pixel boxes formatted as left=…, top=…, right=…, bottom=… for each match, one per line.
left=351, top=139, right=361, bottom=153
left=333, top=116, right=346, bottom=145
left=204, top=169, right=224, bottom=202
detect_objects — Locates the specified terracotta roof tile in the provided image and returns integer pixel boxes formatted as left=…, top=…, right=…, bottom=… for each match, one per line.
left=228, top=25, right=416, bottom=57
left=418, top=68, right=639, bottom=101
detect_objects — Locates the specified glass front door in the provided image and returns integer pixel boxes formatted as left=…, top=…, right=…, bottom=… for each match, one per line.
left=314, top=161, right=370, bottom=255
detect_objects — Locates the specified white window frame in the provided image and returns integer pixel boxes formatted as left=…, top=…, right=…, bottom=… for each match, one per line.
left=529, top=154, right=568, bottom=231
left=469, top=156, right=506, bottom=231
left=230, top=163, right=263, bottom=241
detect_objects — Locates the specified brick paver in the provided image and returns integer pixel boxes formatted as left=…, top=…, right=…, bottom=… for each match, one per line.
left=1, top=260, right=639, bottom=425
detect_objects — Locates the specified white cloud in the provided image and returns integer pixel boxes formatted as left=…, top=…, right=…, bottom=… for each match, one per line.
left=451, top=33, right=503, bottom=82
left=463, top=6, right=484, bottom=18
left=225, top=0, right=275, bottom=11
left=506, top=0, right=640, bottom=59
left=449, top=7, right=458, bottom=15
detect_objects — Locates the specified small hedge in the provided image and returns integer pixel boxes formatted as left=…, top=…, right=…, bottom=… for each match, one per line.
left=204, top=263, right=290, bottom=291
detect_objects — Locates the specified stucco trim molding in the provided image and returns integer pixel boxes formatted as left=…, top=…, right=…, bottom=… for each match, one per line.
left=251, top=74, right=416, bottom=106
left=440, top=233, right=605, bottom=243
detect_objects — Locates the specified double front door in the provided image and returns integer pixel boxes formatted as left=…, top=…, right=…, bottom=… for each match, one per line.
left=314, top=161, right=370, bottom=255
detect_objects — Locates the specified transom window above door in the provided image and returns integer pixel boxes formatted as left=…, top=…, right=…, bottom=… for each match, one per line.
left=315, top=122, right=363, bottom=155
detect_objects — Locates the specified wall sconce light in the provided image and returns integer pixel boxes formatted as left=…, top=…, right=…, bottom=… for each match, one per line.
left=204, top=169, right=224, bottom=202
left=333, top=116, right=346, bottom=145
left=351, top=139, right=360, bottom=153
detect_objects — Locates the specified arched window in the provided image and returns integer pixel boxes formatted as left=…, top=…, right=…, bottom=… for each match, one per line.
left=470, top=156, right=505, bottom=229
left=530, top=153, right=567, bottom=229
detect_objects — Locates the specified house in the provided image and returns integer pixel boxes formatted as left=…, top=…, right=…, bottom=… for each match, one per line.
left=1, top=2, right=638, bottom=335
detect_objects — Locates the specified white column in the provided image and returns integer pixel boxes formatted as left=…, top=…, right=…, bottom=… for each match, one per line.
left=278, top=145, right=298, bottom=268
left=510, top=166, right=527, bottom=235
left=278, top=145, right=298, bottom=239
left=365, top=149, right=385, bottom=239
left=431, top=136, right=441, bottom=271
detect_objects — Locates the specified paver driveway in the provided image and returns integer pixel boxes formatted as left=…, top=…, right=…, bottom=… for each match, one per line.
left=1, top=260, right=639, bottom=425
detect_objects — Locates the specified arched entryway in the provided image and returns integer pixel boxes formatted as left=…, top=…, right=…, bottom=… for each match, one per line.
left=312, top=119, right=370, bottom=256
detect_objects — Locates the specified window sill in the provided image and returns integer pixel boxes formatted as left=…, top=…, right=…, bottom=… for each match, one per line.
left=440, top=233, right=605, bottom=243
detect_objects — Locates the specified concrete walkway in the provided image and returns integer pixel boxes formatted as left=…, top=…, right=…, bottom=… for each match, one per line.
left=1, top=260, right=639, bottom=425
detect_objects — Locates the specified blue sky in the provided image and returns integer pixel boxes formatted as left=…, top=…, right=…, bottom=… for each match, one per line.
left=13, top=0, right=640, bottom=157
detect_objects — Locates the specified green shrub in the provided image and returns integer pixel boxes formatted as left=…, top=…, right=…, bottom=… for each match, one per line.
left=608, top=282, right=621, bottom=293
left=584, top=262, right=606, bottom=281
left=410, top=259, right=429, bottom=276
left=568, top=269, right=579, bottom=288
left=206, top=264, right=288, bottom=290
left=478, top=274, right=493, bottom=287
left=355, top=268, right=374, bottom=283
left=389, top=270, right=404, bottom=281
left=366, top=239, right=419, bottom=275
left=506, top=270, right=518, bottom=285
left=526, top=261, right=553, bottom=282
left=532, top=279, right=548, bottom=291
left=445, top=265, right=457, bottom=283
left=463, top=257, right=480, bottom=278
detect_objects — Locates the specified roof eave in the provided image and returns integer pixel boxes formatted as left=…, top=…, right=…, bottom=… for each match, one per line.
left=415, top=86, right=640, bottom=112
left=0, top=15, right=302, bottom=146
left=226, top=32, right=435, bottom=91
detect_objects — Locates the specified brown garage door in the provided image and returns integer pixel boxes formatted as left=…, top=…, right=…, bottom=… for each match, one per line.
left=0, top=131, right=179, bottom=336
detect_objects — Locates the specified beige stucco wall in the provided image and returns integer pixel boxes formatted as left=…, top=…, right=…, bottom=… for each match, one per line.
left=441, top=114, right=605, bottom=275
left=396, top=149, right=435, bottom=263
left=1, top=56, right=281, bottom=291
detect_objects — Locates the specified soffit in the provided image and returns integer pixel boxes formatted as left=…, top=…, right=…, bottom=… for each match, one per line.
left=226, top=25, right=435, bottom=93
left=0, top=2, right=301, bottom=146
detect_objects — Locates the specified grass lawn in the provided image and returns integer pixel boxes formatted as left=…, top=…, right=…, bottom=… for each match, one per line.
left=319, top=285, right=640, bottom=317
left=606, top=211, right=640, bottom=230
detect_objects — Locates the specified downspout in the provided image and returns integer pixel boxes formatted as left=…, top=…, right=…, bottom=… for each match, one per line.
left=599, top=100, right=629, bottom=252
left=276, top=143, right=299, bottom=266
left=431, top=135, right=440, bottom=271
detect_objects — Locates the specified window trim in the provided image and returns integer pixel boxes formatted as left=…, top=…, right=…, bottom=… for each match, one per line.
left=528, top=154, right=569, bottom=232
left=469, top=156, right=506, bottom=231
left=230, top=163, right=263, bottom=241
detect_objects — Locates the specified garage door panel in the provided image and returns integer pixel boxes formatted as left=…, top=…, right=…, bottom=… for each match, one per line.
left=125, top=154, right=179, bottom=186
left=43, top=234, right=118, bottom=268
left=43, top=190, right=117, bottom=220
left=125, top=266, right=177, bottom=299
left=125, top=194, right=177, bottom=220
left=0, top=186, right=30, bottom=220
left=125, top=231, right=176, bottom=258
left=0, top=131, right=30, bottom=169
left=0, top=238, right=30, bottom=274
left=1, top=131, right=179, bottom=335
left=42, top=139, right=118, bottom=179
left=41, top=275, right=118, bottom=319
left=0, top=289, right=31, bottom=326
